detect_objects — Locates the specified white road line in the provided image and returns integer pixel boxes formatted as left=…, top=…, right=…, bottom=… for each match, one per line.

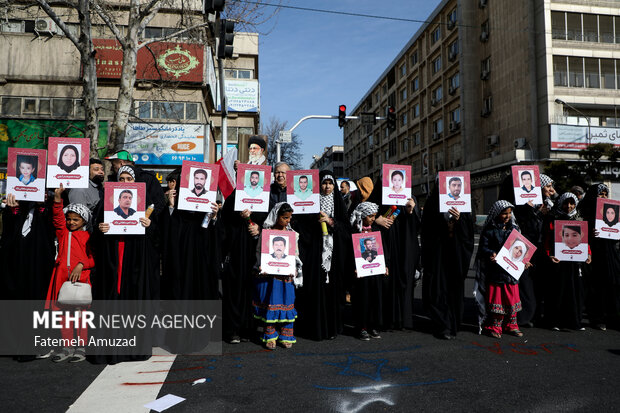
left=67, top=348, right=176, bottom=413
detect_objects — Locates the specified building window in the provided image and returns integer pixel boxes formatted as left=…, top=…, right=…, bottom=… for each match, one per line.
left=433, top=118, right=444, bottom=134
left=480, top=20, right=489, bottom=42
left=413, top=131, right=420, bottom=146
left=568, top=56, right=584, bottom=87
left=412, top=77, right=419, bottom=92
left=400, top=87, right=407, bottom=103
left=1, top=97, right=21, bottom=115
left=400, top=63, right=407, bottom=77
left=600, top=15, right=614, bottom=43
left=584, top=57, right=600, bottom=88
left=402, top=138, right=409, bottom=153
left=448, top=40, right=459, bottom=61
left=449, top=72, right=460, bottom=93
left=431, top=86, right=443, bottom=104
left=39, top=99, right=51, bottom=114
left=448, top=8, right=457, bottom=28
left=53, top=99, right=73, bottom=117
left=583, top=14, right=598, bottom=42
left=601, top=59, right=616, bottom=89
left=551, top=11, right=566, bottom=40
left=412, top=103, right=420, bottom=118
left=482, top=96, right=493, bottom=116
left=566, top=13, right=581, bottom=41
left=553, top=56, right=568, bottom=87
left=389, top=139, right=397, bottom=158
left=225, top=69, right=253, bottom=79
left=401, top=113, right=408, bottom=126
left=450, top=107, right=460, bottom=124
left=432, top=56, right=442, bottom=74
left=431, top=26, right=441, bottom=44
left=411, top=51, right=418, bottom=66
left=481, top=57, right=491, bottom=79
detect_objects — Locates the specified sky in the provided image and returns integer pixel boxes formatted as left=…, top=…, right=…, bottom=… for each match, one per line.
left=256, top=0, right=438, bottom=170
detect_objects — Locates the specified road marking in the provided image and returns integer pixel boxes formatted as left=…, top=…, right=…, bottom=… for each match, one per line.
left=67, top=348, right=176, bottom=413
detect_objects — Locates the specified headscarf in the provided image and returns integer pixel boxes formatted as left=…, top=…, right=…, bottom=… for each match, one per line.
left=578, top=183, right=609, bottom=224
left=63, top=203, right=91, bottom=229
left=356, top=177, right=374, bottom=203
left=555, top=192, right=579, bottom=218
left=350, top=202, right=379, bottom=232
left=540, top=174, right=554, bottom=188
left=483, top=200, right=515, bottom=228
left=510, top=240, right=527, bottom=263
left=117, top=165, right=136, bottom=181
left=319, top=172, right=336, bottom=273
left=57, top=145, right=80, bottom=173
left=263, top=202, right=291, bottom=230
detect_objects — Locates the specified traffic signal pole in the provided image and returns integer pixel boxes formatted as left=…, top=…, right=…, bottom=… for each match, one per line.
left=276, top=114, right=386, bottom=163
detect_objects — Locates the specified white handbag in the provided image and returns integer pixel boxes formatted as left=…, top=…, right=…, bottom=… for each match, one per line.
left=56, top=232, right=92, bottom=308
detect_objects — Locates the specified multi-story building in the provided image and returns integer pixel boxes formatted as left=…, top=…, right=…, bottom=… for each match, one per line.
left=310, top=145, right=344, bottom=176
left=344, top=0, right=620, bottom=212
left=0, top=2, right=259, bottom=184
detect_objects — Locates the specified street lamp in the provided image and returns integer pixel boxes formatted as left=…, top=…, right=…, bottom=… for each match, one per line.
left=555, top=98, right=591, bottom=146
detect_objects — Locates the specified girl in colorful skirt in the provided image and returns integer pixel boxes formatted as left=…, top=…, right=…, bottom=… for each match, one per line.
left=476, top=200, right=531, bottom=338
left=253, top=202, right=303, bottom=349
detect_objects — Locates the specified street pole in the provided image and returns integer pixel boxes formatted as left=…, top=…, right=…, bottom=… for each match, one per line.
left=218, top=57, right=227, bottom=158
left=555, top=98, right=591, bottom=146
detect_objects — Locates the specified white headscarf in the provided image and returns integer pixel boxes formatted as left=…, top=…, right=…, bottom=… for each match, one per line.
left=510, top=240, right=527, bottom=263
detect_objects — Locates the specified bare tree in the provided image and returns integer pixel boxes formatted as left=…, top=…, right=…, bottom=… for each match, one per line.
left=262, top=116, right=302, bottom=168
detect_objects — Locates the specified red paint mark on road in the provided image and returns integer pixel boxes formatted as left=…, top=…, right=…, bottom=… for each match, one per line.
left=472, top=341, right=503, bottom=354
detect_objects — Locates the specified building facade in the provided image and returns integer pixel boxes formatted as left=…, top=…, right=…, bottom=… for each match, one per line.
left=310, top=145, right=344, bottom=176
left=344, top=0, right=620, bottom=212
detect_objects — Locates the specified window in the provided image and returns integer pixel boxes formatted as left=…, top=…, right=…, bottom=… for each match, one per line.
left=566, top=13, right=581, bottom=41
left=186, top=103, right=198, bottom=120
left=412, top=103, right=420, bottom=118
left=568, top=56, right=584, bottom=87
left=432, top=86, right=443, bottom=104
left=1, top=97, right=21, bottom=115
left=553, top=56, right=568, bottom=86
left=552, top=11, right=566, bottom=40
left=98, top=100, right=116, bottom=118
left=600, top=15, right=614, bottom=43
left=583, top=14, right=598, bottom=42
left=400, top=87, right=407, bottom=103
left=402, top=137, right=409, bottom=152
left=449, top=72, right=460, bottom=92
left=53, top=99, right=73, bottom=116
left=39, top=99, right=51, bottom=114
left=374, top=91, right=380, bottom=105
left=23, top=99, right=36, bottom=114
left=450, top=107, right=460, bottom=124
left=401, top=113, right=408, bottom=126
left=448, top=8, right=457, bottom=26
left=448, top=40, right=459, bottom=60
left=601, top=59, right=616, bottom=89
left=431, top=26, right=441, bottom=44
left=584, top=58, right=600, bottom=88
left=389, top=140, right=397, bottom=158
left=412, top=77, right=419, bottom=92
left=433, top=118, right=444, bottom=134
left=481, top=57, right=491, bottom=79
left=225, top=69, right=253, bottom=79
left=480, top=20, right=489, bottom=42
left=411, top=51, right=418, bottom=66
left=482, top=95, right=493, bottom=116
left=432, top=56, right=442, bottom=74
left=413, top=131, right=421, bottom=146
left=400, top=63, right=407, bottom=77
left=75, top=100, right=84, bottom=118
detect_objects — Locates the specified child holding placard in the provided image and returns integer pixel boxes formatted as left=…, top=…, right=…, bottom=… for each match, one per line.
left=253, top=202, right=303, bottom=349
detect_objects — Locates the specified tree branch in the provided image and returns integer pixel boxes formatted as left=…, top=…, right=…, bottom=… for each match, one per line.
left=90, top=0, right=126, bottom=47
left=138, top=21, right=210, bottom=49
left=35, top=0, right=80, bottom=48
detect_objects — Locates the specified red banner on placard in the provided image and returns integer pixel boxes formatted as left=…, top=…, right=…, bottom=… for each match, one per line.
left=93, top=40, right=204, bottom=83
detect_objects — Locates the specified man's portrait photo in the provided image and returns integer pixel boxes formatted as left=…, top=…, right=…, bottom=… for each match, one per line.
left=447, top=176, right=462, bottom=200
left=271, top=236, right=288, bottom=260
left=295, top=174, right=313, bottom=200
left=520, top=170, right=534, bottom=193
left=114, top=189, right=136, bottom=219
left=361, top=237, right=378, bottom=262
left=191, top=168, right=209, bottom=197
left=244, top=170, right=263, bottom=197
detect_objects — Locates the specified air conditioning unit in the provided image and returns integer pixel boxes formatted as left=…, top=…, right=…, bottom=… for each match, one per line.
left=481, top=70, right=490, bottom=80
left=480, top=31, right=489, bottom=42
left=448, top=51, right=457, bottom=62
left=448, top=85, right=457, bottom=95
left=487, top=135, right=499, bottom=146
left=35, top=18, right=58, bottom=35
left=514, top=138, right=527, bottom=149
left=447, top=19, right=456, bottom=30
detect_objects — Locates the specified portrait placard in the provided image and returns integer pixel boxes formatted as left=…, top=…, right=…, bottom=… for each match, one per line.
left=6, top=148, right=47, bottom=202
left=260, top=229, right=297, bottom=275
left=46, top=137, right=89, bottom=188
left=286, top=169, right=320, bottom=214
left=438, top=171, right=471, bottom=213
left=595, top=198, right=620, bottom=240
left=382, top=164, right=412, bottom=206
left=352, top=232, right=387, bottom=278
left=103, top=182, right=146, bottom=235
left=554, top=220, right=588, bottom=262
left=495, top=229, right=537, bottom=280
left=511, top=165, right=543, bottom=205
left=234, top=163, right=271, bottom=212
left=177, top=161, right=219, bottom=212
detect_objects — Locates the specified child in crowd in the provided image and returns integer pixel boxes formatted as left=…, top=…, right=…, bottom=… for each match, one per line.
left=350, top=202, right=387, bottom=341
left=253, top=202, right=302, bottom=349
left=477, top=200, right=531, bottom=339
left=45, top=184, right=95, bottom=362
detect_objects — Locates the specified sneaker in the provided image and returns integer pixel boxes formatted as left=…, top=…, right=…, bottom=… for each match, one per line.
left=69, top=348, right=86, bottom=363
left=577, top=327, right=586, bottom=331
left=369, top=329, right=381, bottom=339
left=551, top=326, right=560, bottom=331
left=36, top=350, right=54, bottom=359
left=229, top=335, right=241, bottom=344
left=359, top=329, right=370, bottom=341
left=51, top=348, right=73, bottom=363
left=595, top=324, right=607, bottom=331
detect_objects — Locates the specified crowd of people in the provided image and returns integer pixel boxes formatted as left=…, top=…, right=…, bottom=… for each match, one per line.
left=1, top=139, right=619, bottom=365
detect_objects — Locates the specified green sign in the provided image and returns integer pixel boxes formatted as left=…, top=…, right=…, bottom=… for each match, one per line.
left=0, top=119, right=108, bottom=162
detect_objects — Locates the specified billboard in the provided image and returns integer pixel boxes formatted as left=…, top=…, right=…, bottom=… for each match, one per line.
left=550, top=124, right=620, bottom=151
left=123, top=123, right=205, bottom=165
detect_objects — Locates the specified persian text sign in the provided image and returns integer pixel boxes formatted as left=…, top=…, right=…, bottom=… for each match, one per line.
left=123, top=123, right=205, bottom=165
left=216, top=80, right=259, bottom=112
left=550, top=124, right=620, bottom=151
left=93, top=40, right=204, bottom=83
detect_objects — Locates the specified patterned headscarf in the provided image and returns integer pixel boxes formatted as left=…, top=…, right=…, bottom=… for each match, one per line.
left=319, top=174, right=336, bottom=274
left=483, top=200, right=515, bottom=228
left=540, top=174, right=554, bottom=188
left=117, top=165, right=136, bottom=181
left=555, top=192, right=579, bottom=218
left=595, top=183, right=609, bottom=196
left=64, top=203, right=91, bottom=229
left=350, top=202, right=379, bottom=232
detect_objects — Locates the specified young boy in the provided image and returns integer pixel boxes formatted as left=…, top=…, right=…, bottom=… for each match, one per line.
left=17, top=156, right=37, bottom=185
left=45, top=184, right=95, bottom=362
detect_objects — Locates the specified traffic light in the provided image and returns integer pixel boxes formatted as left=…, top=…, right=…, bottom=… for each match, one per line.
left=204, top=0, right=225, bottom=14
left=338, top=105, right=347, bottom=128
left=387, top=106, right=396, bottom=130
left=217, top=19, right=235, bottom=59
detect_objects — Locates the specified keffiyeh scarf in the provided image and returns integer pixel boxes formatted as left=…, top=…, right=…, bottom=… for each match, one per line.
left=483, top=200, right=515, bottom=228
left=117, top=165, right=136, bottom=181
left=64, top=203, right=91, bottom=229
left=320, top=175, right=335, bottom=274
left=555, top=192, right=579, bottom=218
left=350, top=202, right=379, bottom=232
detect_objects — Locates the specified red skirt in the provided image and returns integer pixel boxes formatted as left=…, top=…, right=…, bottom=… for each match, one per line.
left=487, top=283, right=522, bottom=315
